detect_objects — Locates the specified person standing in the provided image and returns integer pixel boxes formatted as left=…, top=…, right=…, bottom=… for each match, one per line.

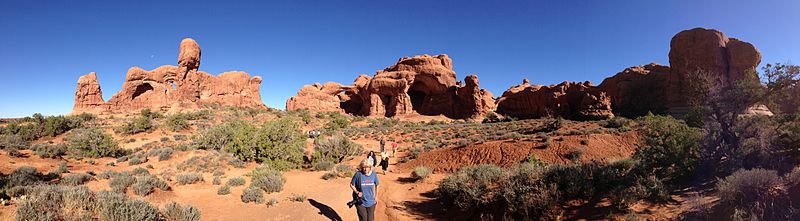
left=350, top=158, right=379, bottom=221
left=391, top=142, right=398, bottom=157
left=367, top=151, right=377, bottom=167
left=379, top=138, right=386, bottom=153
left=379, top=150, right=389, bottom=174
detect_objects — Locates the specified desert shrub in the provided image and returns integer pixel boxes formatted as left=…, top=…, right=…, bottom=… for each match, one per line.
left=324, top=113, right=350, bottom=131
left=634, top=114, right=703, bottom=184
left=132, top=175, right=170, bottom=196
left=161, top=201, right=201, bottom=221
left=166, top=114, right=191, bottom=131
left=715, top=168, right=795, bottom=220
left=500, top=163, right=561, bottom=219
left=313, top=135, right=363, bottom=164
left=227, top=177, right=246, bottom=186
left=602, top=117, right=633, bottom=130
left=176, top=155, right=225, bottom=173
left=241, top=187, right=264, bottom=204
left=0, top=134, right=29, bottom=150
left=482, top=112, right=501, bottom=123
left=147, top=147, right=174, bottom=161
left=437, top=164, right=506, bottom=212
left=335, top=164, right=354, bottom=178
left=31, top=143, right=67, bottom=159
left=110, top=174, right=136, bottom=193
left=212, top=176, right=222, bottom=185
left=247, top=166, right=285, bottom=193
left=322, top=171, right=338, bottom=180
left=411, top=166, right=432, bottom=181
left=564, top=149, right=584, bottom=162
left=65, top=128, right=128, bottom=158
left=61, top=173, right=93, bottom=186
left=97, top=170, right=120, bottom=179
left=118, top=115, right=154, bottom=135
left=15, top=185, right=97, bottom=221
left=3, top=166, right=59, bottom=189
left=97, top=191, right=161, bottom=221
left=267, top=198, right=279, bottom=207
left=176, top=172, right=203, bottom=185
left=228, top=158, right=246, bottom=168
left=128, top=156, right=144, bottom=165
left=313, top=160, right=335, bottom=171
left=212, top=170, right=225, bottom=176
left=131, top=167, right=150, bottom=176
left=290, top=193, right=306, bottom=202
left=526, top=153, right=546, bottom=167
left=217, top=185, right=231, bottom=195
left=195, top=118, right=305, bottom=170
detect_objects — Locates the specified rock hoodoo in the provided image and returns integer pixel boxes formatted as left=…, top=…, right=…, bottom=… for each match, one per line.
left=495, top=80, right=614, bottom=120
left=666, top=27, right=762, bottom=112
left=72, top=38, right=264, bottom=114
left=286, top=54, right=495, bottom=119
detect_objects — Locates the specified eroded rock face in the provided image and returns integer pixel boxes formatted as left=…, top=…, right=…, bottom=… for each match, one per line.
left=72, top=38, right=264, bottom=114
left=286, top=54, right=495, bottom=119
left=598, top=63, right=670, bottom=118
left=667, top=27, right=762, bottom=110
left=496, top=80, right=614, bottom=120
left=73, top=72, right=105, bottom=113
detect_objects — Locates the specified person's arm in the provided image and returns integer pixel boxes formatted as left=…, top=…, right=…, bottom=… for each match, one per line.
left=350, top=174, right=363, bottom=197
left=374, top=175, right=379, bottom=200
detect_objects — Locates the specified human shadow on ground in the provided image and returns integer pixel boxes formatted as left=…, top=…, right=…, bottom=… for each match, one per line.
left=308, top=199, right=343, bottom=221
left=399, top=190, right=444, bottom=219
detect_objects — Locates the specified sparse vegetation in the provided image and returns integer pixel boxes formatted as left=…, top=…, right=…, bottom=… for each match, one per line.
left=247, top=165, right=286, bottom=193
left=411, top=166, right=432, bottom=181
left=241, top=187, right=265, bottom=204
left=227, top=177, right=246, bottom=186
left=217, top=185, right=231, bottom=195
left=176, top=172, right=203, bottom=185
left=65, top=128, right=129, bottom=158
left=162, top=201, right=201, bottom=221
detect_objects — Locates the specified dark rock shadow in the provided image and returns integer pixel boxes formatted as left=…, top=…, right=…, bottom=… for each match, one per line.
left=397, top=176, right=418, bottom=184
left=308, top=199, right=343, bottom=221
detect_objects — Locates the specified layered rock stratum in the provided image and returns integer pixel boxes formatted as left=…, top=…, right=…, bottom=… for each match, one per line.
left=72, top=38, right=264, bottom=114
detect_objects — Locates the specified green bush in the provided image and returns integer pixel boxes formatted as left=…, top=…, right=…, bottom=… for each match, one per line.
left=132, top=175, right=170, bottom=196
left=166, top=114, right=191, bottom=131
left=65, top=128, right=128, bottom=158
left=227, top=177, right=246, bottom=186
left=247, top=166, right=285, bottom=193
left=161, top=201, right=201, bottom=221
left=118, top=115, right=154, bottom=135
left=217, top=185, right=231, bottom=195
left=3, top=166, right=59, bottom=189
left=634, top=114, right=702, bottom=184
left=195, top=118, right=305, bottom=170
left=128, top=156, right=144, bottom=165
left=61, top=173, right=93, bottom=186
left=110, top=174, right=135, bottom=193
left=15, top=185, right=96, bottom=221
left=31, top=143, right=67, bottom=158
left=147, top=147, right=174, bottom=161
left=324, top=114, right=350, bottom=131
left=322, top=171, right=338, bottom=180
left=290, top=193, right=306, bottom=202
left=313, top=135, right=363, bottom=164
left=0, top=134, right=29, bottom=150
left=97, top=191, right=161, bottom=221
left=411, top=166, right=432, bottom=181
left=437, top=164, right=506, bottom=212
left=335, top=164, right=354, bottom=178
left=313, top=160, right=335, bottom=171
left=716, top=169, right=795, bottom=219
left=176, top=172, right=203, bottom=185
left=241, top=187, right=264, bottom=204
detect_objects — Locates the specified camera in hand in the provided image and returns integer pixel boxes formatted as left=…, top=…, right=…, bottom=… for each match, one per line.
left=347, top=198, right=362, bottom=208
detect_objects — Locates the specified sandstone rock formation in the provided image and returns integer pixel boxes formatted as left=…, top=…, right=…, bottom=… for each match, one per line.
left=286, top=54, right=495, bottom=119
left=496, top=79, right=614, bottom=120
left=598, top=63, right=670, bottom=118
left=667, top=27, right=762, bottom=112
left=73, top=38, right=264, bottom=114
left=73, top=72, right=105, bottom=113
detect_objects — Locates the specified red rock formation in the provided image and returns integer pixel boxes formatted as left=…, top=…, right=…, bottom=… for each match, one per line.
left=667, top=28, right=761, bottom=111
left=496, top=80, right=613, bottom=120
left=598, top=63, right=670, bottom=117
left=286, top=82, right=348, bottom=113
left=72, top=38, right=264, bottom=114
left=73, top=72, right=105, bottom=113
left=286, top=54, right=495, bottom=119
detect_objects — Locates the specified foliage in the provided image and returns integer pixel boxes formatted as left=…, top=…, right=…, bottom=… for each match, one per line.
left=217, top=185, right=231, bottom=195
left=132, top=175, right=170, bottom=196
left=312, top=135, right=363, bottom=164
left=227, top=177, right=246, bottom=186
left=241, top=187, right=265, bottom=204
left=65, top=128, right=128, bottom=158
left=715, top=168, right=797, bottom=220
left=634, top=114, right=703, bottom=184
left=161, top=201, right=201, bottom=221
left=60, top=173, right=93, bottom=186
left=411, top=166, right=432, bottom=181
left=176, top=172, right=203, bottom=185
left=194, top=118, right=305, bottom=170
left=118, top=115, right=154, bottom=135
left=247, top=165, right=286, bottom=193
left=97, top=190, right=161, bottom=221
left=313, top=160, right=335, bottom=171
left=166, top=113, right=191, bottom=131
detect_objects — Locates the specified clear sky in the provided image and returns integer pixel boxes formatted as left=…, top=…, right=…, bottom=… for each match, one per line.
left=1, top=0, right=798, bottom=117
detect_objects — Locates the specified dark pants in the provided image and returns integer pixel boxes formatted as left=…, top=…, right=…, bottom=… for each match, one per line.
left=356, top=204, right=375, bottom=221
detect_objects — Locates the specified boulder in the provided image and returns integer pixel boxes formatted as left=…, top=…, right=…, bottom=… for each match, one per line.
left=496, top=80, right=613, bottom=120
left=286, top=54, right=495, bottom=119
left=598, top=63, right=670, bottom=118
left=667, top=27, right=762, bottom=111
left=72, top=38, right=264, bottom=114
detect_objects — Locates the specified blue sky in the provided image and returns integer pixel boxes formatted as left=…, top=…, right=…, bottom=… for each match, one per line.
left=1, top=0, right=798, bottom=117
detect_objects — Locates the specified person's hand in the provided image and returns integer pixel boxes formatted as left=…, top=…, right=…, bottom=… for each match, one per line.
left=358, top=192, right=363, bottom=198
